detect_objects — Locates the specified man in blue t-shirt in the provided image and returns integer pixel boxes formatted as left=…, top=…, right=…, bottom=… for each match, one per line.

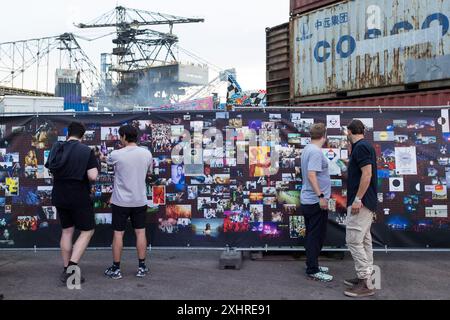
left=300, top=123, right=333, bottom=282
left=343, top=120, right=378, bottom=298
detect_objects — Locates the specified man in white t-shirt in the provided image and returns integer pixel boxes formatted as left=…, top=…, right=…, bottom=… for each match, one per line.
left=104, top=125, right=153, bottom=280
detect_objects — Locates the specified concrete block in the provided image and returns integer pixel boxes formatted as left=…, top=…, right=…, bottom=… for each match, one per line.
left=219, top=251, right=243, bottom=270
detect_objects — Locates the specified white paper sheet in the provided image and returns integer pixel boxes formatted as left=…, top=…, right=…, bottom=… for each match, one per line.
left=395, top=147, right=417, bottom=175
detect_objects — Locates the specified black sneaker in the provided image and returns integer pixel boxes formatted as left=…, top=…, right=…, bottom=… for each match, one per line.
left=60, top=270, right=85, bottom=285
left=0, top=294, right=4, bottom=300
left=60, top=270, right=68, bottom=284
left=136, top=266, right=149, bottom=278
left=105, top=266, right=123, bottom=280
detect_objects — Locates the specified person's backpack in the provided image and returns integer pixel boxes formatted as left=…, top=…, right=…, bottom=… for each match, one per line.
left=44, top=141, right=66, bottom=174
left=45, top=141, right=93, bottom=181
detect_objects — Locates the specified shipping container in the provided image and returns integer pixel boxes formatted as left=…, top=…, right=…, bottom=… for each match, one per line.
left=291, top=0, right=450, bottom=103
left=64, top=102, right=89, bottom=112
left=0, top=96, right=64, bottom=113
left=55, top=82, right=82, bottom=103
left=291, top=88, right=450, bottom=107
left=266, top=23, right=290, bottom=106
left=290, top=0, right=341, bottom=16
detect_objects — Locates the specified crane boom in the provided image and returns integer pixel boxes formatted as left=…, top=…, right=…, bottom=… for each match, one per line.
left=76, top=6, right=204, bottom=29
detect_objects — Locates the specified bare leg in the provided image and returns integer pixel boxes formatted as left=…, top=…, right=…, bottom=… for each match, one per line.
left=135, top=229, right=147, bottom=260
left=70, top=230, right=95, bottom=264
left=113, top=231, right=125, bottom=263
left=60, top=227, right=75, bottom=268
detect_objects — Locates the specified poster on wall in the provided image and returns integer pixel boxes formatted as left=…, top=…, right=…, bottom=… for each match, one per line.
left=327, top=115, right=341, bottom=129
left=322, top=148, right=341, bottom=176
left=389, top=177, right=405, bottom=192
left=395, top=147, right=418, bottom=175
left=440, top=109, right=449, bottom=133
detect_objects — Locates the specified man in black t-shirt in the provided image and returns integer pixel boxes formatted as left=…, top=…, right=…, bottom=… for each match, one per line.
left=343, top=120, right=378, bottom=298
left=46, top=122, right=99, bottom=285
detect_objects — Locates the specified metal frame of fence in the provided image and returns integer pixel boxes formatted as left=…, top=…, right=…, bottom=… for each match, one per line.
left=1, top=246, right=450, bottom=253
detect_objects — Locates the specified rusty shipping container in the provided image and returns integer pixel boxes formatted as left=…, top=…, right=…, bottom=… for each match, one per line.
left=291, top=0, right=450, bottom=103
left=266, top=23, right=290, bottom=106
left=290, top=0, right=342, bottom=16
left=292, top=88, right=450, bottom=108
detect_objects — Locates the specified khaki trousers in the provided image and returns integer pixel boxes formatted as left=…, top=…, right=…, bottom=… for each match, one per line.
left=346, top=206, right=374, bottom=280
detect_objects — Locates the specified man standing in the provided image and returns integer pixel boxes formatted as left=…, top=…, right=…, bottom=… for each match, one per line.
left=46, top=122, right=99, bottom=284
left=300, top=123, right=333, bottom=282
left=104, top=125, right=153, bottom=280
left=344, top=120, right=378, bottom=298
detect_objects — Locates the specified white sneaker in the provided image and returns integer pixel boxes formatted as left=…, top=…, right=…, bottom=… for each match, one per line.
left=308, top=272, right=334, bottom=282
left=305, top=266, right=330, bottom=274
left=319, top=266, right=330, bottom=273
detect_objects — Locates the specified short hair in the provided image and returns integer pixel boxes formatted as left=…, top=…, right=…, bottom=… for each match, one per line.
left=310, top=123, right=327, bottom=140
left=348, top=120, right=366, bottom=135
left=119, top=125, right=138, bottom=143
left=67, top=122, right=86, bottom=139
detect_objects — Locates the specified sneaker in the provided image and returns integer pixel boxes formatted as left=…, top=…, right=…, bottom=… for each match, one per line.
left=319, top=266, right=329, bottom=273
left=344, top=279, right=375, bottom=298
left=60, top=270, right=68, bottom=284
left=105, top=266, right=123, bottom=280
left=136, top=266, right=149, bottom=278
left=307, top=272, right=334, bottom=282
left=304, top=266, right=330, bottom=274
left=344, top=278, right=360, bottom=287
left=344, top=270, right=376, bottom=287
left=60, top=270, right=85, bottom=285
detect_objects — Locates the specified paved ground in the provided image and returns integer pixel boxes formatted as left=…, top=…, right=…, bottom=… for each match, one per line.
left=0, top=250, right=449, bottom=300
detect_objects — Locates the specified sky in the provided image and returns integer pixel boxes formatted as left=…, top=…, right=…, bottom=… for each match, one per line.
left=0, top=0, right=289, bottom=92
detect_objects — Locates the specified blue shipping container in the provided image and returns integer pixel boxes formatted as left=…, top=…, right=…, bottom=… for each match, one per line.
left=56, top=83, right=82, bottom=103
left=64, top=102, right=89, bottom=112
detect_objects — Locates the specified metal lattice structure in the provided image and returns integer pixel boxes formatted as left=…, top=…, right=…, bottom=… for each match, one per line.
left=76, top=6, right=205, bottom=107
left=0, top=33, right=100, bottom=96
left=0, top=6, right=211, bottom=109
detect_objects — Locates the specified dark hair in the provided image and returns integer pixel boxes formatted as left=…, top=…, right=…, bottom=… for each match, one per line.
left=310, top=123, right=327, bottom=140
left=347, top=120, right=366, bottom=135
left=68, top=122, right=86, bottom=139
left=119, top=125, right=138, bottom=143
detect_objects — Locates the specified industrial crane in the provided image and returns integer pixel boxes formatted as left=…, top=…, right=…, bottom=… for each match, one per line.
left=0, top=6, right=210, bottom=109
left=76, top=6, right=204, bottom=71
left=75, top=6, right=205, bottom=108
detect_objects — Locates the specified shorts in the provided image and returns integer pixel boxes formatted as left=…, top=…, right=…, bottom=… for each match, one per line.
left=112, top=204, right=147, bottom=232
left=57, top=207, right=95, bottom=232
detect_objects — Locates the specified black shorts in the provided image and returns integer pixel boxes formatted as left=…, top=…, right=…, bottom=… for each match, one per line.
left=112, top=205, right=147, bottom=232
left=57, top=207, right=95, bottom=232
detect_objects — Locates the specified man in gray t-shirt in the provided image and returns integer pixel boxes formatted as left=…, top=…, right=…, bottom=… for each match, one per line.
left=301, top=145, right=331, bottom=204
left=104, top=125, right=153, bottom=280
left=109, top=146, right=152, bottom=208
left=300, top=123, right=333, bottom=282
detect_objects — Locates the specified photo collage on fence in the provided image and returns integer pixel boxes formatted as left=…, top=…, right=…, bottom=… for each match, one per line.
left=0, top=109, right=449, bottom=247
